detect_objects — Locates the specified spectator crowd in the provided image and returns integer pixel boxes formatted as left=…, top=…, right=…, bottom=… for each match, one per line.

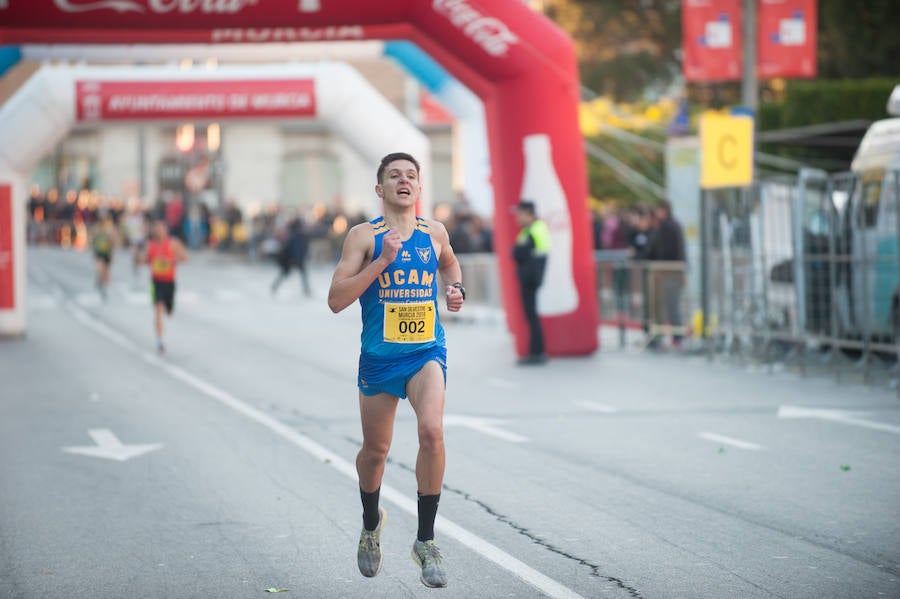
left=26, top=181, right=680, bottom=266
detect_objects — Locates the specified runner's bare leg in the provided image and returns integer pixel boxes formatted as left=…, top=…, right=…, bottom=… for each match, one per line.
left=406, top=361, right=446, bottom=495
left=357, top=391, right=400, bottom=493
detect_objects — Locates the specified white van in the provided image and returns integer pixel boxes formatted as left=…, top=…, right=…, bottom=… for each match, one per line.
left=832, top=94, right=900, bottom=342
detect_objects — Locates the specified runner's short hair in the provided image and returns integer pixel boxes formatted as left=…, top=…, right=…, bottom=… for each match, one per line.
left=377, top=152, right=420, bottom=184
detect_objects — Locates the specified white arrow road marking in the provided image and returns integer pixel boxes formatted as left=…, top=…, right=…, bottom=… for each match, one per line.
left=62, top=429, right=163, bottom=462
left=777, top=405, right=900, bottom=435
left=573, top=400, right=618, bottom=413
left=443, top=414, right=529, bottom=443
left=698, top=432, right=763, bottom=451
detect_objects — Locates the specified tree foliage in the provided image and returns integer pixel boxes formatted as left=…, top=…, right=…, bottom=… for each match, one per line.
left=586, top=132, right=666, bottom=207
left=547, top=0, right=899, bottom=101
left=542, top=0, right=681, bottom=101
left=757, top=78, right=897, bottom=170
left=539, top=0, right=900, bottom=195
left=817, top=1, right=900, bottom=79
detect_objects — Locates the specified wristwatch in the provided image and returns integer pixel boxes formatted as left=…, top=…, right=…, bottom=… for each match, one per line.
left=451, top=282, right=466, bottom=300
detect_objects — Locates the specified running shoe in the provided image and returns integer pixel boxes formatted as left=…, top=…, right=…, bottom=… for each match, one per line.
left=411, top=539, right=447, bottom=588
left=357, top=507, right=385, bottom=577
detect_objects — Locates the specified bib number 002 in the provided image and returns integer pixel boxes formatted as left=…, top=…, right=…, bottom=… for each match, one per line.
left=383, top=301, right=436, bottom=343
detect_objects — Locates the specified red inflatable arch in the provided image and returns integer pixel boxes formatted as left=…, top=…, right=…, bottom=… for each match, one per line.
left=0, top=0, right=599, bottom=356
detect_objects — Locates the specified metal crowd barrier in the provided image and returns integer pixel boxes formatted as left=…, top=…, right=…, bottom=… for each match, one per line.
left=701, top=169, right=899, bottom=389
left=436, top=168, right=900, bottom=391
left=593, top=252, right=692, bottom=349
left=453, top=251, right=695, bottom=349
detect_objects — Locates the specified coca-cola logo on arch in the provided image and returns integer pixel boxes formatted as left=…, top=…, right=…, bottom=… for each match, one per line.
left=432, top=0, right=519, bottom=57
left=53, top=0, right=261, bottom=14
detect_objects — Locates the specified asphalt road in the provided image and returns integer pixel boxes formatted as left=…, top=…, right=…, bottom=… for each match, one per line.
left=1, top=246, right=898, bottom=599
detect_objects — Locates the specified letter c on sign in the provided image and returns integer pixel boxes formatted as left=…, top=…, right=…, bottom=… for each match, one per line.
left=718, top=134, right=737, bottom=170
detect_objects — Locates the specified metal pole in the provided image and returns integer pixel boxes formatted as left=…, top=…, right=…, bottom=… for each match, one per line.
left=138, top=127, right=146, bottom=198
left=742, top=0, right=758, bottom=113
left=893, top=171, right=900, bottom=397
left=757, top=182, right=773, bottom=370
left=701, top=189, right=711, bottom=358
left=827, top=175, right=841, bottom=383
left=859, top=183, right=872, bottom=384
left=742, top=0, right=758, bottom=361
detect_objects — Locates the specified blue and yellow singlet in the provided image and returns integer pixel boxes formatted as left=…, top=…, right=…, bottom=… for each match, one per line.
left=359, top=216, right=446, bottom=357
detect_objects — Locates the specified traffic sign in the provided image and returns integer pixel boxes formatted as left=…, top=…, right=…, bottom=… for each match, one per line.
left=700, top=111, right=754, bottom=189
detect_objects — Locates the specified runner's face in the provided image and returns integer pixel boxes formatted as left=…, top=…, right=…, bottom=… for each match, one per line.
left=377, top=160, right=420, bottom=207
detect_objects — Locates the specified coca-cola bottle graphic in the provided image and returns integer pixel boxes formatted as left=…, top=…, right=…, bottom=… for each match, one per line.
left=519, top=134, right=578, bottom=315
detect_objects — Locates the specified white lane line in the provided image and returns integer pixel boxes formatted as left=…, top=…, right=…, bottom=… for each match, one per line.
left=67, top=302, right=138, bottom=352
left=122, top=288, right=151, bottom=306
left=75, top=292, right=102, bottom=307
left=573, top=400, right=618, bottom=413
left=213, top=289, right=244, bottom=303
left=65, top=303, right=585, bottom=599
left=698, top=432, right=763, bottom=451
left=777, top=405, right=900, bottom=435
left=444, top=414, right=529, bottom=443
left=487, top=377, right=518, bottom=389
left=179, top=290, right=200, bottom=306
left=29, top=294, right=59, bottom=310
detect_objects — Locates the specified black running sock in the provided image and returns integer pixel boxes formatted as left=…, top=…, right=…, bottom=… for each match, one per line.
left=417, top=492, right=440, bottom=542
left=360, top=487, right=381, bottom=531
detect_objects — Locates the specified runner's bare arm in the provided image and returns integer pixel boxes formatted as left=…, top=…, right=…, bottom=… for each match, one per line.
left=430, top=219, right=464, bottom=313
left=328, top=224, right=391, bottom=313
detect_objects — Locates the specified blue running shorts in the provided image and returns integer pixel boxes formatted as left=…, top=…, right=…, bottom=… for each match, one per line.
left=358, top=345, right=447, bottom=399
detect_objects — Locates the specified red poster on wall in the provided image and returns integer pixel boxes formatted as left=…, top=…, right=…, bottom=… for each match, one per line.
left=682, top=0, right=743, bottom=82
left=76, top=79, right=317, bottom=121
left=757, top=0, right=817, bottom=79
left=0, top=185, right=14, bottom=310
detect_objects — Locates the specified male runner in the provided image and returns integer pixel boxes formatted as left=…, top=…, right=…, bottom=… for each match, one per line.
left=124, top=198, right=148, bottom=283
left=328, top=152, right=465, bottom=588
left=91, top=215, right=117, bottom=300
left=145, top=220, right=188, bottom=353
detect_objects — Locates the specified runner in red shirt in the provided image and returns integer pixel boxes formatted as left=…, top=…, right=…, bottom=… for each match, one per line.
left=144, top=220, right=188, bottom=353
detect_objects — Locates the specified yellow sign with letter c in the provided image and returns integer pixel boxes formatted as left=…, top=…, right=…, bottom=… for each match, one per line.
left=700, top=112, right=754, bottom=189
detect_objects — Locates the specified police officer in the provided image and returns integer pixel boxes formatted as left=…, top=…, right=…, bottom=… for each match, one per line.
left=513, top=199, right=550, bottom=365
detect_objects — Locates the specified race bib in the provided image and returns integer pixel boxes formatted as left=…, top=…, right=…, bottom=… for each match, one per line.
left=383, top=301, right=435, bottom=343
left=151, top=256, right=172, bottom=276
